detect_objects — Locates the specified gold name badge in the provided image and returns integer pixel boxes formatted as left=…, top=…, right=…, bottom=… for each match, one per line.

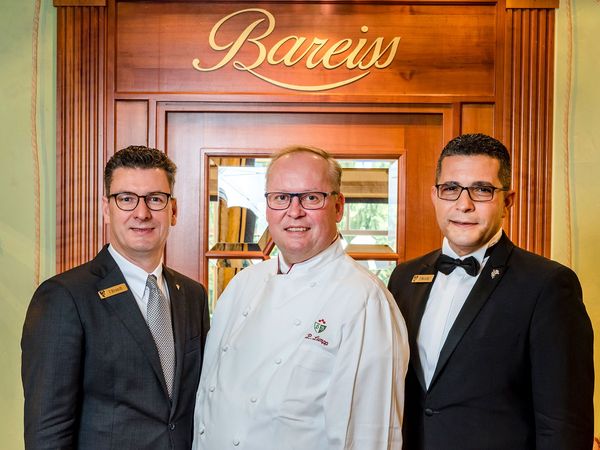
left=411, top=274, right=435, bottom=283
left=98, top=283, right=128, bottom=299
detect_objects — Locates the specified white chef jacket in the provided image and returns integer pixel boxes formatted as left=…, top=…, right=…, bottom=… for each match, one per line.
left=192, top=239, right=409, bottom=450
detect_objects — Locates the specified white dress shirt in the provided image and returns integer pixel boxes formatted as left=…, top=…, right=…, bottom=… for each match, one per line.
left=108, top=245, right=169, bottom=319
left=193, top=239, right=409, bottom=450
left=417, top=228, right=502, bottom=388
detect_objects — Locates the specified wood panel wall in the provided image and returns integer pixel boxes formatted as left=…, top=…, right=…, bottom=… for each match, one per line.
left=54, top=0, right=559, bottom=275
left=56, top=3, right=107, bottom=273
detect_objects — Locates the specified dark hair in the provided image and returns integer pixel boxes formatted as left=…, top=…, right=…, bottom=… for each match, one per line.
left=436, top=133, right=512, bottom=188
left=104, top=145, right=177, bottom=194
left=266, top=145, right=342, bottom=192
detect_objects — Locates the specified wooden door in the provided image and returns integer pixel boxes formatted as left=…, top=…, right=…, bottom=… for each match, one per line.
left=133, top=103, right=452, bottom=307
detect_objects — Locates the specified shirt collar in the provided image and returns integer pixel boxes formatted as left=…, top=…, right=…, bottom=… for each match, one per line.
left=277, top=235, right=343, bottom=275
left=442, top=227, right=503, bottom=266
left=108, top=244, right=164, bottom=299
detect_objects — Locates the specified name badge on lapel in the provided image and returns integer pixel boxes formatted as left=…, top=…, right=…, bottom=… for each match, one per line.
left=411, top=274, right=435, bottom=283
left=98, top=283, right=128, bottom=299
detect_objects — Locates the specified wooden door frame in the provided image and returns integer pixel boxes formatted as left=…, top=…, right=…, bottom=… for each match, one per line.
left=54, top=0, right=558, bottom=273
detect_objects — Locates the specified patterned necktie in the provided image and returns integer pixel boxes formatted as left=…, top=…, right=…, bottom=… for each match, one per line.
left=146, top=274, right=175, bottom=397
left=435, top=254, right=480, bottom=277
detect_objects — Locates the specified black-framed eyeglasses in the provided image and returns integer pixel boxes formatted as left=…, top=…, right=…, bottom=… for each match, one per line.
left=108, top=192, right=172, bottom=211
left=264, top=191, right=338, bottom=210
left=435, top=183, right=508, bottom=202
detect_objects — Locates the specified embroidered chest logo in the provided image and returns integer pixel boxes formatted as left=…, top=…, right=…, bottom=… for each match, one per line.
left=305, top=319, right=329, bottom=346
left=314, top=319, right=327, bottom=333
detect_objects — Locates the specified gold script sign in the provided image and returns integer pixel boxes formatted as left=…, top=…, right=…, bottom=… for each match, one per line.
left=192, top=8, right=401, bottom=92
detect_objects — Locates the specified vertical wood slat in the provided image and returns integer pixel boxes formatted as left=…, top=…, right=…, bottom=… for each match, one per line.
left=56, top=6, right=106, bottom=272
left=503, top=7, right=555, bottom=257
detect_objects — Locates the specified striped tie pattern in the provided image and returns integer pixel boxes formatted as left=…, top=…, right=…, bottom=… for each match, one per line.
left=146, top=274, right=175, bottom=397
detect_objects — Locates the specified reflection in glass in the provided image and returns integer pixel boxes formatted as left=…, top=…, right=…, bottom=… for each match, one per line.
left=207, top=258, right=262, bottom=314
left=208, top=157, right=270, bottom=252
left=209, top=243, right=262, bottom=252
left=355, top=260, right=397, bottom=285
left=338, top=160, right=397, bottom=253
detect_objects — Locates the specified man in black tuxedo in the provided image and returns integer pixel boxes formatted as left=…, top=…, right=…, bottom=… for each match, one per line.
left=22, top=146, right=209, bottom=450
left=388, top=133, right=593, bottom=450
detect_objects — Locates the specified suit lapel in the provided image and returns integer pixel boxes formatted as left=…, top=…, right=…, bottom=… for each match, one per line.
left=429, top=234, right=514, bottom=389
left=164, top=266, right=186, bottom=413
left=92, top=248, right=170, bottom=399
left=408, top=252, right=440, bottom=391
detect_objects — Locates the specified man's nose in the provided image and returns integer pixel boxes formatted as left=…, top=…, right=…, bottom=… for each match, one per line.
left=454, top=188, right=475, bottom=211
left=133, top=197, right=152, bottom=218
left=286, top=196, right=305, bottom=217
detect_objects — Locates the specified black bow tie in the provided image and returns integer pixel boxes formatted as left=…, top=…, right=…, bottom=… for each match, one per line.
left=435, top=254, right=480, bottom=277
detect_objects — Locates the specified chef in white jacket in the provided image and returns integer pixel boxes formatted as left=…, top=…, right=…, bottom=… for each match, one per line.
left=192, top=145, right=409, bottom=450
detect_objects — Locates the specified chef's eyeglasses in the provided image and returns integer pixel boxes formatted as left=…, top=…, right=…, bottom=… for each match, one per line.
left=265, top=191, right=338, bottom=210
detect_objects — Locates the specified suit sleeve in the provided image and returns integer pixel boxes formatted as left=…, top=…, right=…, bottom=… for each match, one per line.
left=529, top=265, right=594, bottom=450
left=324, top=287, right=409, bottom=450
left=200, top=285, right=210, bottom=352
left=21, top=279, right=84, bottom=450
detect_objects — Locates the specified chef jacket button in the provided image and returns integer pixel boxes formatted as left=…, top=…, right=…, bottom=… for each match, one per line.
left=233, top=438, right=240, bottom=446
left=222, top=345, right=229, bottom=352
left=209, top=385, right=216, bottom=392
left=294, top=319, right=301, bottom=326
left=250, top=396, right=258, bottom=403
left=199, top=427, right=205, bottom=435
left=424, top=408, right=435, bottom=416
left=242, top=310, right=249, bottom=317
left=275, top=357, right=282, bottom=365
left=168, top=423, right=176, bottom=430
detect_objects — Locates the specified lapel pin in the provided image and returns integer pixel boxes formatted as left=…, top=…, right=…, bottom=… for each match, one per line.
left=175, top=283, right=180, bottom=290
left=97, top=283, right=128, bottom=299
left=411, top=274, right=435, bottom=283
left=491, top=269, right=500, bottom=279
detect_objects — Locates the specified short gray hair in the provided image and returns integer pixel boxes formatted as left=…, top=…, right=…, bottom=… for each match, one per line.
left=266, top=145, right=342, bottom=192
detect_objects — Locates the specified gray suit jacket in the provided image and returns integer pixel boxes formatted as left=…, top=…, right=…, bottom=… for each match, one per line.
left=22, top=246, right=210, bottom=450
left=388, top=233, right=594, bottom=450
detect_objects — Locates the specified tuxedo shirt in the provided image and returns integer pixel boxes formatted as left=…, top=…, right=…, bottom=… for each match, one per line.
left=418, top=229, right=501, bottom=387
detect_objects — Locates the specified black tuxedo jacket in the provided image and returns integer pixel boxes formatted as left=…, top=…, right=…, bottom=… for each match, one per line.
left=388, top=233, right=593, bottom=450
left=22, top=246, right=210, bottom=450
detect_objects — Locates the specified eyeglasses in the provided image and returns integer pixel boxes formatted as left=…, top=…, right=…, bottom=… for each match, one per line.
left=264, top=191, right=338, bottom=210
left=435, top=183, right=508, bottom=202
left=108, top=192, right=172, bottom=211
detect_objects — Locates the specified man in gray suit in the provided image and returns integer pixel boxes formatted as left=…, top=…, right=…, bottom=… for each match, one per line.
left=22, top=145, right=210, bottom=450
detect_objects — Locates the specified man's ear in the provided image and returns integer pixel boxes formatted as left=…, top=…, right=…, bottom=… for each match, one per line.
left=335, top=193, right=345, bottom=223
left=170, top=198, right=178, bottom=226
left=430, top=185, right=438, bottom=206
left=504, top=190, right=515, bottom=208
left=102, top=196, right=111, bottom=225
left=502, top=190, right=515, bottom=217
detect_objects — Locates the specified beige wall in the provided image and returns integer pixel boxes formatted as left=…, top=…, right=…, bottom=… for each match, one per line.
left=0, top=1, right=55, bottom=448
left=553, top=0, right=600, bottom=434
left=0, top=1, right=597, bottom=449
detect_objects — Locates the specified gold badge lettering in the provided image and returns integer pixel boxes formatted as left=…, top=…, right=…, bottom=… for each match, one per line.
left=411, top=274, right=435, bottom=283
left=98, top=283, right=128, bottom=299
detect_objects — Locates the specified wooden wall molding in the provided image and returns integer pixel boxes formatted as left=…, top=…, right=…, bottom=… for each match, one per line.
left=54, top=1, right=106, bottom=6
left=503, top=7, right=555, bottom=256
left=56, top=5, right=106, bottom=272
left=506, top=0, right=559, bottom=8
